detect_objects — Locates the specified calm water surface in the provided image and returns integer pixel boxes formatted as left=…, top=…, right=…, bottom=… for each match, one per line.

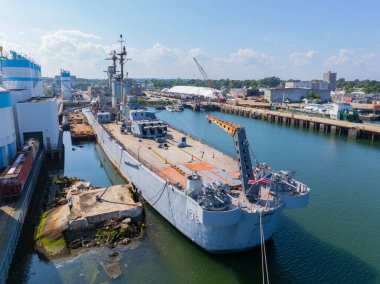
left=8, top=110, right=380, bottom=283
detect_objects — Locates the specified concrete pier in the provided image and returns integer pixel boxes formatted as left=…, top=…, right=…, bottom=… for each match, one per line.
left=217, top=103, right=380, bottom=142
left=67, top=184, right=143, bottom=230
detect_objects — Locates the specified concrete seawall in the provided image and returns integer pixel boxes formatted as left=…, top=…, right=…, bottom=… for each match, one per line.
left=0, top=150, right=43, bottom=284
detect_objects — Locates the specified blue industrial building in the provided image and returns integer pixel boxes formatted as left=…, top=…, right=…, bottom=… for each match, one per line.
left=0, top=87, right=17, bottom=169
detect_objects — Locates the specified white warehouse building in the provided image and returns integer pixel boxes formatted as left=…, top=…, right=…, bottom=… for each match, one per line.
left=16, top=97, right=60, bottom=150
left=166, top=86, right=222, bottom=99
left=0, top=87, right=17, bottom=169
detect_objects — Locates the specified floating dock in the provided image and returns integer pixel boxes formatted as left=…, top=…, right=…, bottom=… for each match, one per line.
left=68, top=112, right=96, bottom=141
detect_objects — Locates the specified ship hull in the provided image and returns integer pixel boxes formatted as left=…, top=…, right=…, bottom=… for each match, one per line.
left=85, top=110, right=283, bottom=252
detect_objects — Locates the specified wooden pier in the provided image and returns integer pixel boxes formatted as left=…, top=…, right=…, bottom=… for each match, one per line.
left=216, top=104, right=380, bottom=142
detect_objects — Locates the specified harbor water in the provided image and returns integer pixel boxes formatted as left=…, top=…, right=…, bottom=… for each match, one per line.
left=8, top=110, right=380, bottom=283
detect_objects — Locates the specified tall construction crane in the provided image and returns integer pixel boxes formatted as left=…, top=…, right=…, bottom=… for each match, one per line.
left=193, top=57, right=227, bottom=103
left=207, top=115, right=253, bottom=195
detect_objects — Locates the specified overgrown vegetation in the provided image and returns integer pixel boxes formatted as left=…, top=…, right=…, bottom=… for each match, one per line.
left=55, top=176, right=80, bottom=188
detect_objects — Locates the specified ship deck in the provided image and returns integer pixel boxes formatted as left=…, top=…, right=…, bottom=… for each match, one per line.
left=104, top=122, right=241, bottom=188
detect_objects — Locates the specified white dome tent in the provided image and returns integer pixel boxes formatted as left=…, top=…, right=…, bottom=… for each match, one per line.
left=165, top=86, right=222, bottom=99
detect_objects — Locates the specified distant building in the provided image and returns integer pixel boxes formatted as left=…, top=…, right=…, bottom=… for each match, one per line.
left=16, top=97, right=60, bottom=150
left=285, top=81, right=330, bottom=91
left=284, top=82, right=312, bottom=89
left=229, top=88, right=263, bottom=99
left=265, top=72, right=337, bottom=103
left=264, top=87, right=330, bottom=103
left=323, top=71, right=337, bottom=90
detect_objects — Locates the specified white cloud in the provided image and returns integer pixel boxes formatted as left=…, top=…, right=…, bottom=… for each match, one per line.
left=324, top=49, right=376, bottom=67
left=127, top=44, right=209, bottom=78
left=0, top=32, right=7, bottom=41
left=30, top=31, right=209, bottom=78
left=2, top=30, right=379, bottom=80
left=185, top=48, right=208, bottom=62
left=0, top=33, right=34, bottom=57
left=214, top=48, right=273, bottom=66
left=359, top=52, right=376, bottom=63
left=324, top=49, right=353, bottom=66
left=37, top=30, right=110, bottom=77
left=142, top=43, right=183, bottom=63
left=289, top=50, right=317, bottom=66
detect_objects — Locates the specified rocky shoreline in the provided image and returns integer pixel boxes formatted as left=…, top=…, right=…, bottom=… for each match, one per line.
left=65, top=217, right=145, bottom=251
left=35, top=177, right=145, bottom=260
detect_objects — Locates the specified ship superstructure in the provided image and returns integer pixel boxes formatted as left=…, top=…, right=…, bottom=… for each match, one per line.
left=128, top=110, right=168, bottom=138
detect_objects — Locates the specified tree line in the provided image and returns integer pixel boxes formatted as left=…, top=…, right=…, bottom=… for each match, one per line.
left=335, top=78, right=380, bottom=94
left=145, top=77, right=282, bottom=90
left=43, top=76, right=380, bottom=94
left=148, top=77, right=380, bottom=94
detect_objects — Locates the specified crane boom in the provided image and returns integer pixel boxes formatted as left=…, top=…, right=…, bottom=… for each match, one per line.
left=207, top=115, right=242, bottom=136
left=207, top=115, right=253, bottom=194
left=193, top=57, right=226, bottom=103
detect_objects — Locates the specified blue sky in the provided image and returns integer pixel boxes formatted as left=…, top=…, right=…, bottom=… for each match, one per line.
left=1, top=0, right=379, bottom=80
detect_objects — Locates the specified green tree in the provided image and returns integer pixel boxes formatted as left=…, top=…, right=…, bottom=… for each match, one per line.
left=307, top=91, right=321, bottom=102
left=258, top=77, right=281, bottom=88
left=307, top=91, right=315, bottom=101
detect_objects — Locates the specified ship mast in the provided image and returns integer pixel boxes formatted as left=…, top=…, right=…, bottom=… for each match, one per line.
left=110, top=34, right=131, bottom=121
left=117, top=34, right=126, bottom=81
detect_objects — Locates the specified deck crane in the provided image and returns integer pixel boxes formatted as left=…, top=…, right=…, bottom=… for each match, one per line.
left=207, top=115, right=254, bottom=195
left=193, top=57, right=227, bottom=103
